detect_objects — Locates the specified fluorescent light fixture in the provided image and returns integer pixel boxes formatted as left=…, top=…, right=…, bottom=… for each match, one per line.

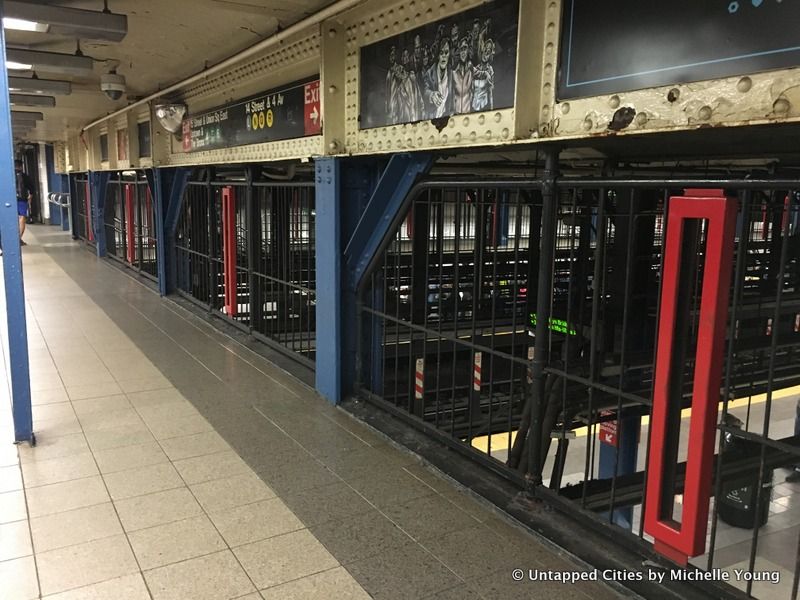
left=6, top=60, right=32, bottom=70
left=4, top=1, right=127, bottom=42
left=8, top=76, right=71, bottom=95
left=10, top=94, right=55, bottom=107
left=3, top=17, right=48, bottom=32
left=6, top=48, right=93, bottom=76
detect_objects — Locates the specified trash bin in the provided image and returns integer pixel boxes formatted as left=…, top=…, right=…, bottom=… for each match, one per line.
left=717, top=415, right=772, bottom=529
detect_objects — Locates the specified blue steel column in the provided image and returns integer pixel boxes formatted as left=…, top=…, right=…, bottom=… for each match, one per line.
left=315, top=158, right=343, bottom=401
left=315, top=154, right=432, bottom=404
left=90, top=171, right=110, bottom=257
left=315, top=158, right=343, bottom=402
left=0, top=6, right=33, bottom=443
left=314, top=159, right=376, bottom=404
left=150, top=168, right=190, bottom=296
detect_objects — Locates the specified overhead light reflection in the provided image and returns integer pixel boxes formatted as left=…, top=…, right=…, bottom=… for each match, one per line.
left=2, top=17, right=48, bottom=32
left=6, top=61, right=33, bottom=70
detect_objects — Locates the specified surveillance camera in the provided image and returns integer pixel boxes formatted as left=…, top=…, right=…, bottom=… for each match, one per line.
left=100, top=72, right=126, bottom=101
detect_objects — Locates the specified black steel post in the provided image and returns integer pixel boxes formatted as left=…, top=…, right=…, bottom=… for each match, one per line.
left=526, top=147, right=559, bottom=491
left=246, top=167, right=260, bottom=333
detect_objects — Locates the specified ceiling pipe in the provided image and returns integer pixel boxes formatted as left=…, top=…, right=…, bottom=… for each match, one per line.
left=82, top=0, right=362, bottom=132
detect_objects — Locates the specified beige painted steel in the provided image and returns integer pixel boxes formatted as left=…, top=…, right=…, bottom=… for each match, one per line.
left=54, top=142, right=67, bottom=174
left=65, top=0, right=800, bottom=171
left=543, top=69, right=800, bottom=141
left=164, top=136, right=324, bottom=167
left=322, top=19, right=347, bottom=154
left=119, top=29, right=322, bottom=168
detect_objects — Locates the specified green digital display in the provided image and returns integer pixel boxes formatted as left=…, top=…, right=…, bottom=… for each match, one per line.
left=529, top=312, right=577, bottom=336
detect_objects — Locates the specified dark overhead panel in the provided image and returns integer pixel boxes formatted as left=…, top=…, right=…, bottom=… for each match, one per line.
left=8, top=76, right=71, bottom=95
left=11, top=110, right=44, bottom=122
left=10, top=94, right=55, bottom=107
left=3, top=1, right=128, bottom=42
left=5, top=48, right=94, bottom=76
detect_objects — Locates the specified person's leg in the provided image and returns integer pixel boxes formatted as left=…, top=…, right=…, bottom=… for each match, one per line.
left=17, top=200, right=28, bottom=245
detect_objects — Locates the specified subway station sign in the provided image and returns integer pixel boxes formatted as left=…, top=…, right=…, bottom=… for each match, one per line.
left=559, top=1, right=800, bottom=99
left=182, top=77, right=321, bottom=152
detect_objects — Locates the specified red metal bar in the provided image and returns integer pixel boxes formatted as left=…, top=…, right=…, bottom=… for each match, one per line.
left=221, top=186, right=237, bottom=317
left=405, top=208, right=414, bottom=239
left=644, top=190, right=737, bottom=564
left=491, top=201, right=498, bottom=246
left=84, top=182, right=94, bottom=242
left=145, top=186, right=153, bottom=235
left=125, top=184, right=135, bottom=264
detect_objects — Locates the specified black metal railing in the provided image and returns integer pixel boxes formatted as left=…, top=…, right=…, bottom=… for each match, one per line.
left=356, top=171, right=800, bottom=599
left=174, top=168, right=316, bottom=365
left=72, top=174, right=91, bottom=243
left=250, top=182, right=316, bottom=361
left=104, top=172, right=157, bottom=280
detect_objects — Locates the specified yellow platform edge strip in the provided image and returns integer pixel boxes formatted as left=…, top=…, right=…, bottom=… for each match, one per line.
left=470, top=386, right=800, bottom=454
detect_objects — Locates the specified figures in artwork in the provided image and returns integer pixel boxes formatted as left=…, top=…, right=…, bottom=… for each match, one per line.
left=373, top=8, right=509, bottom=127
left=452, top=37, right=474, bottom=114
left=385, top=45, right=424, bottom=123
left=472, top=37, right=495, bottom=112
left=424, top=37, right=454, bottom=118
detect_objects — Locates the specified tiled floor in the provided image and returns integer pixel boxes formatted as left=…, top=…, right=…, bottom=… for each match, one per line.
left=0, top=227, right=623, bottom=599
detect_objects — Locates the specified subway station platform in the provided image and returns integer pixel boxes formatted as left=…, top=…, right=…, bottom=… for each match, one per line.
left=0, top=226, right=626, bottom=600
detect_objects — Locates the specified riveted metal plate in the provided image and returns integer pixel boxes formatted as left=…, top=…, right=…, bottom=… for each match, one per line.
left=546, top=68, right=800, bottom=141
left=174, top=31, right=321, bottom=109
left=54, top=141, right=67, bottom=174
left=162, top=135, right=324, bottom=166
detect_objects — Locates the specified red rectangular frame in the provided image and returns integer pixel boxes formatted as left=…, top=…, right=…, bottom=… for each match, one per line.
left=221, top=186, right=237, bottom=317
left=644, top=190, right=738, bottom=564
left=84, top=183, right=94, bottom=242
left=125, top=184, right=135, bottom=264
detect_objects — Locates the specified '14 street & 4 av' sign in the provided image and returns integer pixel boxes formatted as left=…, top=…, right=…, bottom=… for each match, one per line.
left=182, top=78, right=321, bottom=152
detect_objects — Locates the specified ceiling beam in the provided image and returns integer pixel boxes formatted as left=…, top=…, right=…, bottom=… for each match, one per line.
left=8, top=75, right=71, bottom=95
left=6, top=48, right=94, bottom=76
left=11, top=110, right=43, bottom=122
left=4, top=1, right=128, bottom=42
left=10, top=94, right=55, bottom=107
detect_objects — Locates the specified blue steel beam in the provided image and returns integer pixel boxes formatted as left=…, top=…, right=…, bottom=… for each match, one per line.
left=344, top=153, right=432, bottom=290
left=315, top=155, right=432, bottom=404
left=145, top=169, right=165, bottom=294
left=315, top=158, right=343, bottom=403
left=90, top=170, right=110, bottom=257
left=149, top=168, right=190, bottom=296
left=0, top=7, right=33, bottom=443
